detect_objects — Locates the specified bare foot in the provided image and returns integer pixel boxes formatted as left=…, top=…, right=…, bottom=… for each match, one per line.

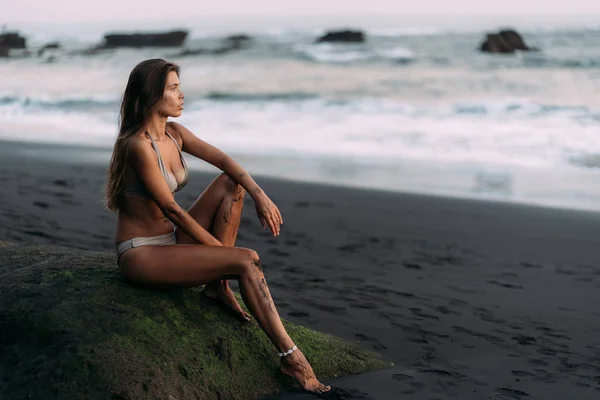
left=202, top=284, right=251, bottom=322
left=280, top=348, right=331, bottom=394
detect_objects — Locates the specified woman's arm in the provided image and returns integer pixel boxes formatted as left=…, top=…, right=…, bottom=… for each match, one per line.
left=167, top=121, right=283, bottom=235
left=128, top=137, right=223, bottom=246
left=167, top=121, right=264, bottom=199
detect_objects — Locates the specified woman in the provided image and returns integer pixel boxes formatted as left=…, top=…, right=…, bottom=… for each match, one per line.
left=104, top=58, right=330, bottom=394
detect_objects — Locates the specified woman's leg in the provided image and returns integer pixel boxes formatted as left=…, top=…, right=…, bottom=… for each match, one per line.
left=176, top=173, right=250, bottom=320
left=118, top=245, right=330, bottom=393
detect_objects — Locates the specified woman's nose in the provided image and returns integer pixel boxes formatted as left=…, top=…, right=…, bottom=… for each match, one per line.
left=180, top=91, right=184, bottom=99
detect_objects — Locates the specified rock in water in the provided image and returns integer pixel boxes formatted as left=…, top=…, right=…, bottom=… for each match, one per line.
left=316, top=30, right=366, bottom=43
left=480, top=29, right=536, bottom=53
left=0, top=243, right=392, bottom=400
left=101, top=30, right=188, bottom=48
left=0, top=32, right=27, bottom=49
left=498, top=30, right=529, bottom=51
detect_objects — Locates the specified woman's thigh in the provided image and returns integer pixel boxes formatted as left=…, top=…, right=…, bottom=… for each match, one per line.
left=118, top=243, right=256, bottom=288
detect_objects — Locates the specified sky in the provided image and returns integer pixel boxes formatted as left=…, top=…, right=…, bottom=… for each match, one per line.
left=5, top=0, right=600, bottom=25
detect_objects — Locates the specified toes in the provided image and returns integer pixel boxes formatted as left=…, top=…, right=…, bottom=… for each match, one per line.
left=311, top=382, right=330, bottom=394
left=237, top=309, right=251, bottom=322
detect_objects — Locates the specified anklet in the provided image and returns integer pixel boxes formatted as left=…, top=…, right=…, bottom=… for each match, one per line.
left=278, top=345, right=298, bottom=357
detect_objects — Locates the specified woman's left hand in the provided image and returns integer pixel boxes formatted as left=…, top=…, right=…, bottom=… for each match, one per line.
left=254, top=193, right=283, bottom=236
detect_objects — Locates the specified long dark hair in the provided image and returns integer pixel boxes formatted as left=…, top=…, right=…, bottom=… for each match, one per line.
left=104, top=59, right=180, bottom=211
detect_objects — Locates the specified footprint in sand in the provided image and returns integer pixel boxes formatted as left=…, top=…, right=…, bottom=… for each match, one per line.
left=532, top=374, right=557, bottom=384
left=421, top=368, right=466, bottom=380
left=337, top=243, right=365, bottom=253
left=288, top=310, right=310, bottom=318
left=511, top=335, right=536, bottom=346
left=520, top=261, right=542, bottom=269
left=391, top=374, right=424, bottom=395
left=488, top=280, right=524, bottom=289
left=53, top=179, right=73, bottom=188
left=453, top=326, right=505, bottom=345
left=527, top=358, right=549, bottom=367
left=537, top=347, right=557, bottom=356
left=410, top=307, right=440, bottom=321
left=350, top=302, right=378, bottom=310
left=446, top=285, right=480, bottom=294
left=433, top=305, right=461, bottom=316
left=33, top=201, right=50, bottom=209
left=495, top=387, right=531, bottom=398
left=392, top=373, right=415, bottom=382
left=511, top=371, right=536, bottom=378
left=554, top=267, right=576, bottom=276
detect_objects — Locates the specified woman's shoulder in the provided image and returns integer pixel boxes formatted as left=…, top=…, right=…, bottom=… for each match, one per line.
left=166, top=121, right=185, bottom=136
left=166, top=121, right=189, bottom=146
left=126, top=132, right=154, bottom=157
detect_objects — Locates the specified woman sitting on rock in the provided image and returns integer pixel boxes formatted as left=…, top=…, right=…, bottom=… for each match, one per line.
left=104, top=58, right=330, bottom=394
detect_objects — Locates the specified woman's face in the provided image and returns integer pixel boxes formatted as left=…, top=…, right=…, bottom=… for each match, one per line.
left=159, top=71, right=184, bottom=117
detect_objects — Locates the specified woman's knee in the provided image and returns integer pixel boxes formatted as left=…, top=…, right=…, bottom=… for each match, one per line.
left=237, top=248, right=262, bottom=276
left=218, top=173, right=245, bottom=198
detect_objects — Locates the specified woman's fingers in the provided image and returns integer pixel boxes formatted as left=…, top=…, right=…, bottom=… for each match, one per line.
left=257, top=201, right=282, bottom=236
left=268, top=214, right=278, bottom=236
left=271, top=204, right=283, bottom=225
left=266, top=211, right=280, bottom=236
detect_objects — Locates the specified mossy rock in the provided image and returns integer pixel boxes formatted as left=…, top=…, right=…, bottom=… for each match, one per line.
left=0, top=244, right=392, bottom=399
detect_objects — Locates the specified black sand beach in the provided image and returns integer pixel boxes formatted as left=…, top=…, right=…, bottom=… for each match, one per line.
left=1, top=140, right=599, bottom=400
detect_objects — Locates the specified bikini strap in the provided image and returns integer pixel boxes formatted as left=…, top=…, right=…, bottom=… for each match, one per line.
left=165, top=130, right=183, bottom=152
left=165, top=130, right=188, bottom=172
left=144, top=131, right=168, bottom=175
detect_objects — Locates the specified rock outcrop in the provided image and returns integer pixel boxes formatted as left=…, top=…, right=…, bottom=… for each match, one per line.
left=316, top=30, right=366, bottom=43
left=480, top=29, right=536, bottom=53
left=0, top=32, right=27, bottom=58
left=0, top=242, right=391, bottom=400
left=101, top=30, right=188, bottom=48
left=0, top=32, right=26, bottom=49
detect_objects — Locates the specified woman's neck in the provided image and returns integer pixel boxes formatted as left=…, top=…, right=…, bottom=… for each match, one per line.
left=144, top=114, right=168, bottom=141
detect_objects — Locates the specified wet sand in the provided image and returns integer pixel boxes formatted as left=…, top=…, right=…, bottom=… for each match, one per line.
left=1, top=142, right=599, bottom=400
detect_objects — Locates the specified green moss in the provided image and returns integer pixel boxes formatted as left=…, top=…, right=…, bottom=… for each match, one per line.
left=0, top=243, right=392, bottom=400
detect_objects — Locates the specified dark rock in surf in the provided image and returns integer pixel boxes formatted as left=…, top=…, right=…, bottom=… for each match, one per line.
left=480, top=29, right=537, bottom=53
left=0, top=32, right=27, bottom=49
left=316, top=30, right=366, bottom=43
left=101, top=30, right=188, bottom=48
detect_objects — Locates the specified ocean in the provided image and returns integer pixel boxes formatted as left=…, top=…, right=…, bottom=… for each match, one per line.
left=2, top=15, right=600, bottom=211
